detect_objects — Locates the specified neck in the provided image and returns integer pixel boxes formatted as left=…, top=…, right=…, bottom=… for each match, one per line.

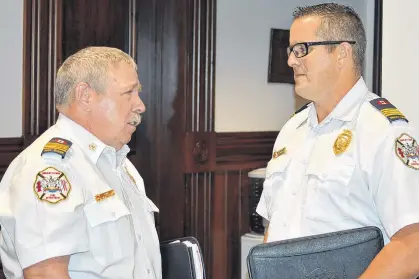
left=315, top=74, right=359, bottom=123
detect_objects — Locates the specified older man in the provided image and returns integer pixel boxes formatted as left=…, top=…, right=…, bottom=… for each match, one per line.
left=257, top=3, right=419, bottom=278
left=0, top=47, right=161, bottom=279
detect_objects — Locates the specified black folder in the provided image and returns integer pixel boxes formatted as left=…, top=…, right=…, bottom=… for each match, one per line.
left=247, top=226, right=384, bottom=279
left=160, top=236, right=206, bottom=279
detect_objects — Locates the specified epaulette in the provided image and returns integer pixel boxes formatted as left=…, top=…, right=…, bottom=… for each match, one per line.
left=291, top=102, right=311, bottom=118
left=41, top=137, right=73, bottom=159
left=369, top=98, right=408, bottom=123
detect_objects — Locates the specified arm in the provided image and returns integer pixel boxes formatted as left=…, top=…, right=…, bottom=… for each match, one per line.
left=359, top=124, right=419, bottom=278
left=359, top=223, right=419, bottom=279
left=23, top=256, right=71, bottom=279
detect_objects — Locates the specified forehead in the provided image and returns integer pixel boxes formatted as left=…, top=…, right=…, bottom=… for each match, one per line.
left=289, top=16, right=322, bottom=45
left=108, top=61, right=139, bottom=89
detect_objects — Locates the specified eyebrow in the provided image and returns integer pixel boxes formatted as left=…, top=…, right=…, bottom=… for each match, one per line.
left=121, top=83, right=142, bottom=94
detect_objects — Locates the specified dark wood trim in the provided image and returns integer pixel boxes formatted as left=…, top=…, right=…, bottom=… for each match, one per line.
left=23, top=0, right=63, bottom=145
left=373, top=0, right=382, bottom=96
left=216, top=131, right=277, bottom=168
left=0, top=138, right=24, bottom=179
left=185, top=0, right=216, bottom=132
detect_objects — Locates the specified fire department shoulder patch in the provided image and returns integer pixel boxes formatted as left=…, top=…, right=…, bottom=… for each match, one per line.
left=395, top=133, right=419, bottom=170
left=33, top=167, right=72, bottom=204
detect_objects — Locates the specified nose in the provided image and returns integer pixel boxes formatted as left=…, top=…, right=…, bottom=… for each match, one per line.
left=287, top=51, right=299, bottom=68
left=133, top=93, right=146, bottom=113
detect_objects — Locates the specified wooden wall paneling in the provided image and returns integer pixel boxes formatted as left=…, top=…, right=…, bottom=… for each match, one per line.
left=185, top=172, right=213, bottom=277
left=23, top=0, right=63, bottom=145
left=181, top=0, right=217, bottom=277
left=216, top=132, right=277, bottom=169
left=62, top=0, right=130, bottom=59
left=0, top=138, right=24, bottom=179
left=211, top=169, right=254, bottom=279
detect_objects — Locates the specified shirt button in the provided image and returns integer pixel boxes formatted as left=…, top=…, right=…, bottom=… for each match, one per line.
left=283, top=221, right=288, bottom=227
left=112, top=212, right=116, bottom=217
left=147, top=269, right=150, bottom=274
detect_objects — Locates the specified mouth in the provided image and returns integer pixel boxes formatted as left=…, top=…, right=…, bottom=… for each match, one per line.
left=127, top=114, right=142, bottom=127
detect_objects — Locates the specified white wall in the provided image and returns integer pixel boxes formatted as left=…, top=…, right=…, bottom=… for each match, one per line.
left=0, top=0, right=23, bottom=137
left=215, top=0, right=375, bottom=132
left=382, top=0, right=419, bottom=127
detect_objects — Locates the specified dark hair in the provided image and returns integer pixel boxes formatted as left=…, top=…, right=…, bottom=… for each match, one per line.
left=293, top=3, right=366, bottom=76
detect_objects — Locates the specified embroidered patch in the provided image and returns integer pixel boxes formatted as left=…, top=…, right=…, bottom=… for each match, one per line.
left=395, top=133, right=419, bottom=170
left=95, top=190, right=115, bottom=202
left=34, top=167, right=71, bottom=204
left=370, top=98, right=408, bottom=123
left=41, top=137, right=73, bottom=159
left=272, top=147, right=286, bottom=159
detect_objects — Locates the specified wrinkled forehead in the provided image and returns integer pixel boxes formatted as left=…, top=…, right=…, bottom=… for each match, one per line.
left=289, top=16, right=322, bottom=46
left=107, top=61, right=140, bottom=89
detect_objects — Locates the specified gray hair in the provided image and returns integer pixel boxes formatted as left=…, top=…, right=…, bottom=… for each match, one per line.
left=293, top=3, right=366, bottom=76
left=55, top=46, right=137, bottom=106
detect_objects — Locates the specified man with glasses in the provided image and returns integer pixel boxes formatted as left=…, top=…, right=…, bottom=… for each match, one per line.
left=257, top=3, right=419, bottom=278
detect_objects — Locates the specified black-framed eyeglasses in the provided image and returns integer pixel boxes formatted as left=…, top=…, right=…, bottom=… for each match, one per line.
left=287, top=41, right=356, bottom=58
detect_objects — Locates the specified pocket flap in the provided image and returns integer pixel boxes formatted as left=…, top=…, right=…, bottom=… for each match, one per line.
left=84, top=197, right=131, bottom=227
left=146, top=198, right=159, bottom=213
left=266, top=156, right=291, bottom=178
left=306, top=158, right=355, bottom=185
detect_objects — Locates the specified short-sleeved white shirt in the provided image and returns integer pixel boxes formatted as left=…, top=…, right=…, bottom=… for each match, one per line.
left=0, top=114, right=162, bottom=279
left=256, top=77, right=419, bottom=244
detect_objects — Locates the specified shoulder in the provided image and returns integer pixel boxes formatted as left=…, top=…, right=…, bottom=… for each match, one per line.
left=2, top=128, right=76, bottom=189
left=366, top=96, right=408, bottom=124
left=358, top=94, right=410, bottom=133
left=283, top=102, right=311, bottom=131
left=270, top=102, right=311, bottom=155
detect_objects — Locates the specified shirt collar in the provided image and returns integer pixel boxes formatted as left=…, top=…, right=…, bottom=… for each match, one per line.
left=55, top=113, right=130, bottom=166
left=307, top=77, right=368, bottom=127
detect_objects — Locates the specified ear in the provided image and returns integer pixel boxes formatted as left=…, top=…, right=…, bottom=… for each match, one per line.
left=74, top=82, right=93, bottom=111
left=337, top=42, right=352, bottom=67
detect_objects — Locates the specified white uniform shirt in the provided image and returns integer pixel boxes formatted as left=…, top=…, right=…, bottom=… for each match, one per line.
left=0, top=114, right=162, bottom=279
left=256, top=77, right=419, bottom=244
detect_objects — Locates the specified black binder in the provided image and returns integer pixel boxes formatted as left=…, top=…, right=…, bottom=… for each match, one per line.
left=161, top=236, right=206, bottom=279
left=247, top=226, right=384, bottom=279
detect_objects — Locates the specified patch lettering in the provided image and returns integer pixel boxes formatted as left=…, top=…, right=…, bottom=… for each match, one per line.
left=95, top=190, right=115, bottom=202
left=395, top=133, right=419, bottom=170
left=34, top=167, right=71, bottom=204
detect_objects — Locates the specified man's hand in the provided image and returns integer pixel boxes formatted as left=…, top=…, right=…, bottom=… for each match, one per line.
left=23, top=256, right=71, bottom=279
left=359, top=223, right=419, bottom=279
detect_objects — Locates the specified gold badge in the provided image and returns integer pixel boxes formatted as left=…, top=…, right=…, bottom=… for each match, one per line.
left=273, top=147, right=286, bottom=159
left=333, top=129, right=352, bottom=155
left=89, top=143, right=97, bottom=151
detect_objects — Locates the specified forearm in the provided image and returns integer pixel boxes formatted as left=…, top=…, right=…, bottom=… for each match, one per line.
left=359, top=239, right=419, bottom=279
left=23, top=256, right=71, bottom=279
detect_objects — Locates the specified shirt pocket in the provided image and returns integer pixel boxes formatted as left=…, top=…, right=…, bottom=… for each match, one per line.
left=264, top=156, right=291, bottom=218
left=145, top=197, right=159, bottom=224
left=265, top=156, right=291, bottom=179
left=305, top=157, right=355, bottom=223
left=144, top=197, right=160, bottom=242
left=84, top=197, right=135, bottom=266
